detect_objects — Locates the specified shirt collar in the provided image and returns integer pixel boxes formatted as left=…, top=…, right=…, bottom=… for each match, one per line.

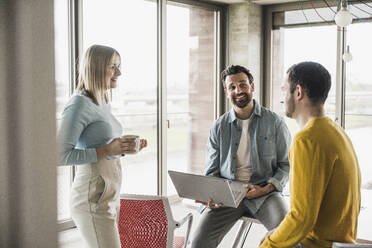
left=228, top=99, right=262, bottom=123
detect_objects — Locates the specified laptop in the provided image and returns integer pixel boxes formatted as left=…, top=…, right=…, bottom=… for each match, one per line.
left=168, top=170, right=248, bottom=208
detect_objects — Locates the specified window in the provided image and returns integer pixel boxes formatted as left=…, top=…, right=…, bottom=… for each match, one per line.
left=56, top=1, right=224, bottom=233
left=79, top=0, right=224, bottom=197
left=345, top=22, right=372, bottom=239
left=166, top=4, right=217, bottom=195
left=82, top=0, right=158, bottom=195
left=271, top=25, right=337, bottom=136
left=55, top=0, right=72, bottom=223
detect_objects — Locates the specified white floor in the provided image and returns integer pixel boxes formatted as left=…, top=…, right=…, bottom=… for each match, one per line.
left=58, top=200, right=267, bottom=248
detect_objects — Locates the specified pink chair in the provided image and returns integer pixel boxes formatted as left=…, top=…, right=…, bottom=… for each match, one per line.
left=119, top=194, right=193, bottom=248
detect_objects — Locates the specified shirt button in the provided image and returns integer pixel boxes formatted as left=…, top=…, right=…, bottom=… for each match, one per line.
left=235, top=143, right=238, bottom=146
left=233, top=156, right=236, bottom=159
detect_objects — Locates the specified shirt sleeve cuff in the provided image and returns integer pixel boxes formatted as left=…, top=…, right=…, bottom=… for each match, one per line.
left=267, top=177, right=283, bottom=192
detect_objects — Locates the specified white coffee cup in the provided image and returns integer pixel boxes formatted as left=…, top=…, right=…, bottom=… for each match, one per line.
left=122, top=134, right=140, bottom=153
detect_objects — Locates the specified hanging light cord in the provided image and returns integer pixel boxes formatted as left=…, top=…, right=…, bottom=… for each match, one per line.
left=299, top=0, right=310, bottom=23
left=323, top=0, right=336, bottom=13
left=324, top=0, right=359, bottom=20
left=295, top=0, right=371, bottom=25
left=340, top=0, right=360, bottom=19
left=308, top=0, right=332, bottom=24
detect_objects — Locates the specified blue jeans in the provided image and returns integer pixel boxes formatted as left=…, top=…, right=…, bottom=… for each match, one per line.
left=191, top=193, right=288, bottom=248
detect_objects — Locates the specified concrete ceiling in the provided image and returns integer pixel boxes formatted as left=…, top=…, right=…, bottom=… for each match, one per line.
left=209, top=0, right=307, bottom=5
left=251, top=0, right=306, bottom=4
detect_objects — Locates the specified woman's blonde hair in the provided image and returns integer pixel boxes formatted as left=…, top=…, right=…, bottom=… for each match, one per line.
left=76, top=44, right=120, bottom=105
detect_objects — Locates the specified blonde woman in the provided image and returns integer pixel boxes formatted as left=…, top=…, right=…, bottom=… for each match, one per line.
left=58, top=44, right=147, bottom=247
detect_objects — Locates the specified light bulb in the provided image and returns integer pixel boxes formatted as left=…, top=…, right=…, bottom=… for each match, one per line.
left=343, top=45, right=353, bottom=62
left=335, top=7, right=353, bottom=27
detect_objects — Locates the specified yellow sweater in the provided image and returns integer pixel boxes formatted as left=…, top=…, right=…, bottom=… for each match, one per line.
left=260, top=117, right=361, bottom=248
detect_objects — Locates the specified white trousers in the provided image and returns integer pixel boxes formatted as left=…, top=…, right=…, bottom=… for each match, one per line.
left=70, top=159, right=122, bottom=248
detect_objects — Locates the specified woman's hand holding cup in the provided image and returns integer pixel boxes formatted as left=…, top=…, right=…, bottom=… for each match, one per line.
left=121, top=135, right=147, bottom=155
left=96, top=135, right=147, bottom=160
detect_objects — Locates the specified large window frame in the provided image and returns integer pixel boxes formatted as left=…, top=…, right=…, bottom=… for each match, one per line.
left=58, top=0, right=227, bottom=231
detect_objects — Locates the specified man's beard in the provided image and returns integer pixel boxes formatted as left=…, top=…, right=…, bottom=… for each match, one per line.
left=232, top=93, right=251, bottom=109
left=285, top=94, right=295, bottom=118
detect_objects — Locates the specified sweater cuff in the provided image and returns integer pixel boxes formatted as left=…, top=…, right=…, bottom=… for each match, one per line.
left=88, top=148, right=98, bottom=163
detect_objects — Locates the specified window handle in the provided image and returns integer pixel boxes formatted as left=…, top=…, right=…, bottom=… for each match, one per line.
left=167, top=119, right=170, bottom=129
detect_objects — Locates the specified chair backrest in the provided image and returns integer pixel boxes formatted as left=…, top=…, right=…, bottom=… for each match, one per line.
left=119, top=194, right=174, bottom=248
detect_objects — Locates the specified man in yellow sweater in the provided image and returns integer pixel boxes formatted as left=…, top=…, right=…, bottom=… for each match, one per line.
left=260, top=61, right=361, bottom=248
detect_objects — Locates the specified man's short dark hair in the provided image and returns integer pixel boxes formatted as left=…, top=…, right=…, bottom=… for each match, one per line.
left=221, top=65, right=254, bottom=87
left=287, top=61, right=331, bottom=104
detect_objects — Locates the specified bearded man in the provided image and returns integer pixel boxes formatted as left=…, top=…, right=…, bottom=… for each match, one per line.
left=191, top=65, right=292, bottom=248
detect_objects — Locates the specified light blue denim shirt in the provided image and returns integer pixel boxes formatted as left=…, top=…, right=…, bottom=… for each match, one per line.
left=205, top=100, right=291, bottom=213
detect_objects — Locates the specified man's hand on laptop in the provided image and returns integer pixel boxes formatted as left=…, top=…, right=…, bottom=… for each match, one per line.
left=244, top=183, right=275, bottom=199
left=195, top=199, right=223, bottom=209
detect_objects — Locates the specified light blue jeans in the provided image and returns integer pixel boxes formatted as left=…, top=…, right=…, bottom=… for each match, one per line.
left=191, top=193, right=288, bottom=248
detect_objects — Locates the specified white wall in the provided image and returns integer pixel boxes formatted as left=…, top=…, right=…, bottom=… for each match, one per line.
left=0, top=0, right=57, bottom=247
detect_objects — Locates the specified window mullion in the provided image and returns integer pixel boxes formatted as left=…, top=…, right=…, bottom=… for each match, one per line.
left=157, top=0, right=167, bottom=196
left=335, top=26, right=347, bottom=128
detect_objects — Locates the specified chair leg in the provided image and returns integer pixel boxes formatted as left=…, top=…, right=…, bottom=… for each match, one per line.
left=232, top=219, right=252, bottom=248
left=239, top=222, right=252, bottom=248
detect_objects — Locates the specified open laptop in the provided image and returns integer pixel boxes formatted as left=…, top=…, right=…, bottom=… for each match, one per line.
left=168, top=170, right=248, bottom=208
